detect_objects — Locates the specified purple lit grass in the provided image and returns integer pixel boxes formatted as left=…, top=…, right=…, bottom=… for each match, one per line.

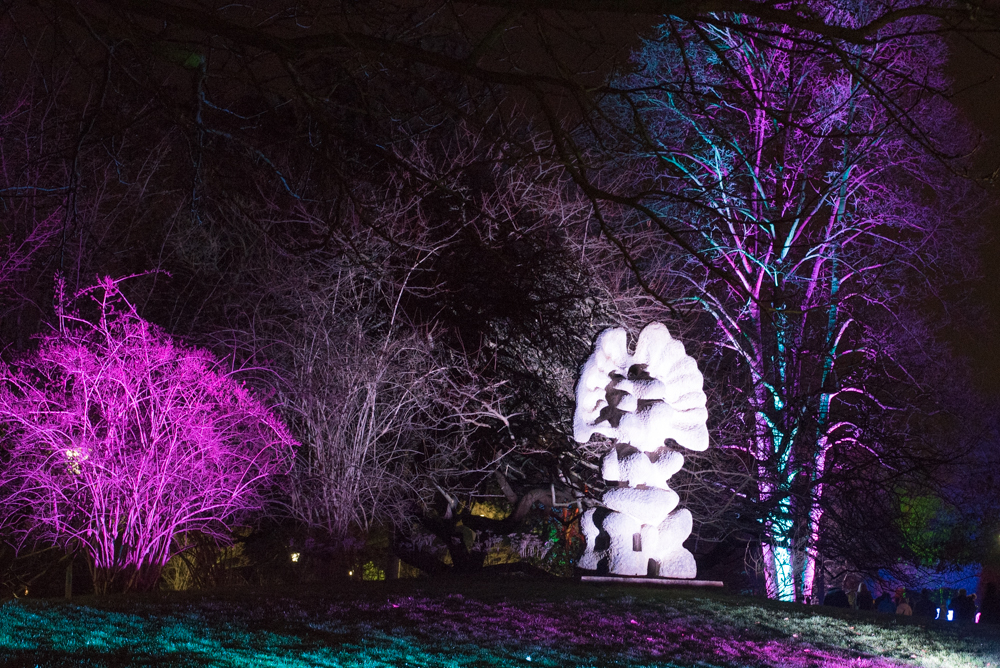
left=2, top=578, right=998, bottom=667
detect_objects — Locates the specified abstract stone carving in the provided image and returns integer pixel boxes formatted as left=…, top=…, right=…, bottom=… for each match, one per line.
left=573, top=322, right=708, bottom=578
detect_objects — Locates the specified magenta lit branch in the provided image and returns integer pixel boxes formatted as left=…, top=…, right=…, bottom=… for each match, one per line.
left=0, top=277, right=297, bottom=593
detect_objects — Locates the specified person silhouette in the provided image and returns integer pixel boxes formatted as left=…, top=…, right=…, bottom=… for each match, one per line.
left=912, top=589, right=935, bottom=619
left=856, top=582, right=874, bottom=611
left=979, top=583, right=1000, bottom=625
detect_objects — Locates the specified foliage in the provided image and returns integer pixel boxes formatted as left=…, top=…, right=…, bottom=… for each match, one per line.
left=0, top=278, right=297, bottom=593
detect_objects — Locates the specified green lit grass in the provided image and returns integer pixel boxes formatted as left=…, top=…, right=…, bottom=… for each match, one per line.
left=1, top=578, right=998, bottom=667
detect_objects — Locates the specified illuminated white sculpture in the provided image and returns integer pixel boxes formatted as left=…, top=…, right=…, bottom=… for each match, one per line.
left=574, top=322, right=708, bottom=578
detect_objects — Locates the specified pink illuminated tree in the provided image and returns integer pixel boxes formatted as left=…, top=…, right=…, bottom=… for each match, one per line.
left=0, top=277, right=297, bottom=593
left=599, top=11, right=981, bottom=601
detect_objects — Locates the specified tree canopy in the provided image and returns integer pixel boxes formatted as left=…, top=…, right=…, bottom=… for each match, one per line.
left=0, top=0, right=996, bottom=595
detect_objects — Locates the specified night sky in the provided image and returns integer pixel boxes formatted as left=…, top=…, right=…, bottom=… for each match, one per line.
left=946, top=32, right=1000, bottom=393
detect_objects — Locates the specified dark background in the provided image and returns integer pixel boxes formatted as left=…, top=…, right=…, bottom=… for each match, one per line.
left=948, top=32, right=1000, bottom=393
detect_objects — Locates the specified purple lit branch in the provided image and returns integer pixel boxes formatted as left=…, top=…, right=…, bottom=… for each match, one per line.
left=0, top=277, right=297, bottom=591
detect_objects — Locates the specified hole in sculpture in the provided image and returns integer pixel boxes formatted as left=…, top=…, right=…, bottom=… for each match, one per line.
left=636, top=398, right=662, bottom=413
left=616, top=444, right=640, bottom=459
left=627, top=363, right=653, bottom=381
left=596, top=403, right=625, bottom=428
left=632, top=532, right=642, bottom=552
left=595, top=532, right=611, bottom=552
left=596, top=556, right=610, bottom=576
left=646, top=446, right=674, bottom=464
left=647, top=559, right=660, bottom=577
left=593, top=507, right=612, bottom=552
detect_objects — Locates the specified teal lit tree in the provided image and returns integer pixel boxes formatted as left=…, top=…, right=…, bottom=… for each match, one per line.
left=604, top=11, right=978, bottom=600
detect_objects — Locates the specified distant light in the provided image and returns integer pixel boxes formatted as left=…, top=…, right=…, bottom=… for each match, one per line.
left=64, top=448, right=86, bottom=474
left=290, top=552, right=300, bottom=563
left=977, top=612, right=981, bottom=624
left=348, top=570, right=354, bottom=576
left=935, top=607, right=940, bottom=620
left=947, top=610, right=954, bottom=621
left=526, top=657, right=531, bottom=662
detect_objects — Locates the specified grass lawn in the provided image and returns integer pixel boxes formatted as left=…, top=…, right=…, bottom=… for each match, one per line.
left=1, top=575, right=998, bottom=667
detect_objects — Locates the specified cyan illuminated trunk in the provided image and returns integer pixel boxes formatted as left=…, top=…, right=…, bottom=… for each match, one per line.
left=617, top=11, right=968, bottom=601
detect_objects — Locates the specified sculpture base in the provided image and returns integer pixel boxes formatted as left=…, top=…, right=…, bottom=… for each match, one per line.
left=580, top=575, right=723, bottom=588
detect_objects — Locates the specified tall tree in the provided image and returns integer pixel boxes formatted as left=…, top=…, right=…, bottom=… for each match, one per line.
left=601, top=13, right=979, bottom=600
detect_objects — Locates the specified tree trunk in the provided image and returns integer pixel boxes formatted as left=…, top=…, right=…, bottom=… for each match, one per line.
left=64, top=561, right=73, bottom=602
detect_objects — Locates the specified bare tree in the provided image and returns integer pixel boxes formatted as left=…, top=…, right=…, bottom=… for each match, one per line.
left=0, top=0, right=992, bottom=585
left=0, top=18, right=193, bottom=356
left=264, top=257, right=511, bottom=539
left=589, top=14, right=982, bottom=600
left=198, top=121, right=700, bottom=571
left=0, top=277, right=297, bottom=593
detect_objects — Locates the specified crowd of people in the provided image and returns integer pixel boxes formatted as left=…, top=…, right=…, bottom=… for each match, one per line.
left=821, top=581, right=1000, bottom=624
